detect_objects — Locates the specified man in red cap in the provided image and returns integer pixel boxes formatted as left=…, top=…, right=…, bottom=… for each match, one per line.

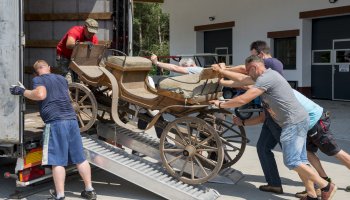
left=56, top=18, right=99, bottom=83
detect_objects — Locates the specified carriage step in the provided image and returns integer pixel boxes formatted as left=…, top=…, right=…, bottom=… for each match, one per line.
left=82, top=134, right=220, bottom=200
left=95, top=122, right=244, bottom=185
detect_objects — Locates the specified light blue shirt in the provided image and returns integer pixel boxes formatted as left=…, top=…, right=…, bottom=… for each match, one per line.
left=293, top=89, right=323, bottom=129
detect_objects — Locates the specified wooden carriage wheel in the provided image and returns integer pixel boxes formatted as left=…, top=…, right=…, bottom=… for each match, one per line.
left=159, top=117, right=223, bottom=184
left=198, top=109, right=247, bottom=169
left=68, top=83, right=98, bottom=132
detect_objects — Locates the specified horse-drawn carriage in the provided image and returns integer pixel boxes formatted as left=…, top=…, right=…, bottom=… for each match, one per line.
left=68, top=44, right=248, bottom=185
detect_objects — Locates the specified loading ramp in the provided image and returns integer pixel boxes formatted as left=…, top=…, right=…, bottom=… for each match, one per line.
left=82, top=122, right=244, bottom=200
left=82, top=135, right=220, bottom=200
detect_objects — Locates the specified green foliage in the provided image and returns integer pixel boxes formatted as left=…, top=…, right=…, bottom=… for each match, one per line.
left=133, top=2, right=169, bottom=63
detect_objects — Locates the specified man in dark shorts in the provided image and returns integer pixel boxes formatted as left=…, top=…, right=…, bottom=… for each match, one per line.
left=295, top=111, right=350, bottom=198
left=10, top=60, right=96, bottom=200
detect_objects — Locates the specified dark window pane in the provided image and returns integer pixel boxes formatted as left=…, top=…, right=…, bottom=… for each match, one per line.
left=336, top=50, right=350, bottom=63
left=313, top=51, right=331, bottom=64
left=274, top=37, right=296, bottom=69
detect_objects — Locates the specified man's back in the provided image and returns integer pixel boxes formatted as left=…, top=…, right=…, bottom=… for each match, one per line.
left=33, top=74, right=76, bottom=123
left=255, top=69, right=307, bottom=127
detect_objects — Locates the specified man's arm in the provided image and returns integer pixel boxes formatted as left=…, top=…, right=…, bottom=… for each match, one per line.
left=23, top=86, right=47, bottom=101
left=233, top=112, right=265, bottom=126
left=66, top=36, right=77, bottom=49
left=157, top=62, right=188, bottom=74
left=219, top=78, right=250, bottom=88
left=210, top=87, right=264, bottom=108
left=212, top=64, right=254, bottom=85
left=226, top=65, right=247, bottom=74
left=151, top=54, right=189, bottom=74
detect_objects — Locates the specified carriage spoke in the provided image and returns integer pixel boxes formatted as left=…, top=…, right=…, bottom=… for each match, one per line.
left=163, top=148, right=184, bottom=152
left=190, top=158, right=195, bottom=180
left=75, top=88, right=79, bottom=102
left=197, top=148, right=218, bottom=152
left=222, top=140, right=240, bottom=151
left=185, top=122, right=192, bottom=145
left=195, top=153, right=216, bottom=168
left=179, top=157, right=190, bottom=177
left=79, top=105, right=93, bottom=109
left=77, top=113, right=85, bottom=127
left=168, top=155, right=184, bottom=165
left=224, top=150, right=233, bottom=162
left=80, top=110, right=92, bottom=120
left=174, top=125, right=188, bottom=145
left=78, top=94, right=89, bottom=104
left=193, top=156, right=208, bottom=176
left=195, top=135, right=214, bottom=148
left=165, top=135, right=185, bottom=148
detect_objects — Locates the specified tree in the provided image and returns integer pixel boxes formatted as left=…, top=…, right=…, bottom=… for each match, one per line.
left=133, top=3, right=169, bottom=59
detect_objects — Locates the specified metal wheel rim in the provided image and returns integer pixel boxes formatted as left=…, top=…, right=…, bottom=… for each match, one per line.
left=198, top=109, right=247, bottom=169
left=69, top=83, right=98, bottom=132
left=159, top=117, right=223, bottom=184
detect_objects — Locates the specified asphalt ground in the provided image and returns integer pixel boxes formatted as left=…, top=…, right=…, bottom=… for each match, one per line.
left=0, top=99, right=349, bottom=200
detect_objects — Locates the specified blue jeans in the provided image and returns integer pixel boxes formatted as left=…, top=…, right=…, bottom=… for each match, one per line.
left=257, top=116, right=283, bottom=187
left=281, top=119, right=309, bottom=170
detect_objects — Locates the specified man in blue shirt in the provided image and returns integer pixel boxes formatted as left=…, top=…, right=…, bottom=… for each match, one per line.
left=10, top=60, right=96, bottom=200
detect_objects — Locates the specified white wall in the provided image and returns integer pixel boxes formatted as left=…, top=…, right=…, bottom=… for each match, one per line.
left=162, top=0, right=350, bottom=87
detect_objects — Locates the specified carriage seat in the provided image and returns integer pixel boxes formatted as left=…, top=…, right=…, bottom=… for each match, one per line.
left=72, top=65, right=103, bottom=79
left=158, top=69, right=223, bottom=100
left=106, top=56, right=152, bottom=71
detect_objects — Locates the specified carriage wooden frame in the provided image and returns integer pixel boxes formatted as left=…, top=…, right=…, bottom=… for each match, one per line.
left=68, top=44, right=248, bottom=185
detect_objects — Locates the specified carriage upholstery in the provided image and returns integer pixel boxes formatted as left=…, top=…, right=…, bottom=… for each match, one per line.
left=106, top=56, right=152, bottom=71
left=69, top=44, right=106, bottom=84
left=158, top=68, right=223, bottom=102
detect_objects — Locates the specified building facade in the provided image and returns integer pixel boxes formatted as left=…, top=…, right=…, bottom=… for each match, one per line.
left=162, top=0, right=350, bottom=100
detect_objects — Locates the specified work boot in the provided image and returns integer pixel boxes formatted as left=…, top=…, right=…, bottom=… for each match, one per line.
left=81, top=189, right=97, bottom=200
left=321, top=183, right=337, bottom=200
left=295, top=188, right=321, bottom=198
left=48, top=189, right=65, bottom=200
left=258, top=185, right=283, bottom=194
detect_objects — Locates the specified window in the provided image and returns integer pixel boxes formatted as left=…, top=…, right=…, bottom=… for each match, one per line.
left=274, top=37, right=296, bottom=69
left=312, top=50, right=332, bottom=65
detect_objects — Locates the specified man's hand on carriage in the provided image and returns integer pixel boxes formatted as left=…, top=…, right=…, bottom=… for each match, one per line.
left=233, top=115, right=245, bottom=126
left=9, top=81, right=26, bottom=95
left=151, top=54, right=159, bottom=65
left=209, top=99, right=224, bottom=109
left=211, top=63, right=227, bottom=72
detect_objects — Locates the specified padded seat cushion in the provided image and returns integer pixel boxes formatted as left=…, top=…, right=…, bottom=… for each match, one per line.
left=77, top=65, right=103, bottom=79
left=158, top=74, right=222, bottom=99
left=107, top=56, right=152, bottom=71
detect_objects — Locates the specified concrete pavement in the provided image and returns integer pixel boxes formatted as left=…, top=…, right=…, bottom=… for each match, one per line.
left=1, top=99, right=349, bottom=200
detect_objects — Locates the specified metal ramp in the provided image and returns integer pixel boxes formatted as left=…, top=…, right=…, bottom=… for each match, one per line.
left=82, top=135, right=221, bottom=200
left=96, top=122, right=244, bottom=185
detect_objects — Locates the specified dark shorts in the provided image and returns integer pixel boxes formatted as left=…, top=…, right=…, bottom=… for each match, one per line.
left=42, top=119, right=86, bottom=166
left=306, top=114, right=340, bottom=156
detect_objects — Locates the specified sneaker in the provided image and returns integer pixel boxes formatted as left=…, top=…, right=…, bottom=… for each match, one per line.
left=321, top=183, right=337, bottom=200
left=346, top=186, right=350, bottom=192
left=48, top=189, right=65, bottom=200
left=81, top=189, right=97, bottom=200
left=295, top=188, right=321, bottom=198
left=131, top=150, right=146, bottom=157
left=299, top=196, right=318, bottom=200
left=258, top=185, right=283, bottom=194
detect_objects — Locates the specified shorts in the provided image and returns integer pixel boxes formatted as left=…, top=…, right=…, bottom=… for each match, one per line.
left=280, top=119, right=309, bottom=170
left=306, top=114, right=340, bottom=156
left=42, top=119, right=85, bottom=166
